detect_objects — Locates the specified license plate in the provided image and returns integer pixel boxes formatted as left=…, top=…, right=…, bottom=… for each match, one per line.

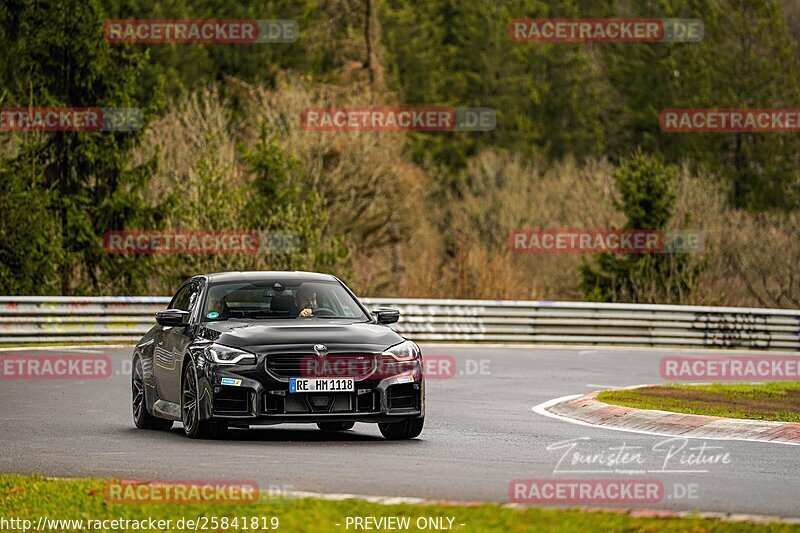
left=289, top=378, right=354, bottom=393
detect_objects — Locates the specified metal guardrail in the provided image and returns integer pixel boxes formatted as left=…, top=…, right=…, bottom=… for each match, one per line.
left=0, top=296, right=798, bottom=350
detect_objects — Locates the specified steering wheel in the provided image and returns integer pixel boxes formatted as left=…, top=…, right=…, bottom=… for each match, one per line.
left=312, top=307, right=337, bottom=317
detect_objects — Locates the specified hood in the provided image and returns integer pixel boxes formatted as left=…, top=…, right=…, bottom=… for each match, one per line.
left=196, top=319, right=406, bottom=354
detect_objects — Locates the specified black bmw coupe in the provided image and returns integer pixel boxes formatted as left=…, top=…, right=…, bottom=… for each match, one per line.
left=131, top=271, right=424, bottom=439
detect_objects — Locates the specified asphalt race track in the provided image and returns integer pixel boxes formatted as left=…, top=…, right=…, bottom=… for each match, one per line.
left=1, top=345, right=798, bottom=518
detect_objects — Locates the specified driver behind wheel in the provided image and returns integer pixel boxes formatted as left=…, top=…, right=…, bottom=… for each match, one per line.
left=294, top=286, right=317, bottom=318
left=206, top=296, right=230, bottom=320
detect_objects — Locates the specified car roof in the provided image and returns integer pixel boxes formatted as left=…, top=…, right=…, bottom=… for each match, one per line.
left=202, top=271, right=338, bottom=284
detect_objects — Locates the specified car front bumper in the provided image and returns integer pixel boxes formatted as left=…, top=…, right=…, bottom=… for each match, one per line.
left=194, top=355, right=425, bottom=424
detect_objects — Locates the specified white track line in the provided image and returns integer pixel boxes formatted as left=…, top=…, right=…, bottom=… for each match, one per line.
left=532, top=393, right=800, bottom=446
left=423, top=343, right=800, bottom=356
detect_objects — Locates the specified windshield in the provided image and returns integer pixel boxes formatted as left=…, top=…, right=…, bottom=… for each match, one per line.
left=201, top=280, right=368, bottom=321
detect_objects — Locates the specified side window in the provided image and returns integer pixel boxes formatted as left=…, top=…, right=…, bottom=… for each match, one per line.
left=187, top=289, right=199, bottom=312
left=170, top=282, right=198, bottom=312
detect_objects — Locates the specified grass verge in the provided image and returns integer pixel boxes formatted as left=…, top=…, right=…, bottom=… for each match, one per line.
left=0, top=474, right=795, bottom=532
left=597, top=382, right=800, bottom=423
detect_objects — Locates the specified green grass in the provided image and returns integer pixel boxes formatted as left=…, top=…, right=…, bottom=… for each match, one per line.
left=598, top=382, right=800, bottom=423
left=0, top=474, right=795, bottom=532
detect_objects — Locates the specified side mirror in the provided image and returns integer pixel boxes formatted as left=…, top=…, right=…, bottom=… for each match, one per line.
left=373, top=307, right=400, bottom=325
left=156, top=309, right=190, bottom=327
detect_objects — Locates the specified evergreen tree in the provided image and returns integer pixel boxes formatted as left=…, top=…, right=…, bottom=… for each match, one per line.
left=0, top=0, right=161, bottom=294
left=381, top=0, right=608, bottom=174
left=580, top=153, right=701, bottom=303
left=603, top=0, right=800, bottom=210
left=240, top=128, right=350, bottom=276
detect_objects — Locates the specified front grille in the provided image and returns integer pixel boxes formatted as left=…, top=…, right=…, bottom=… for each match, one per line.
left=273, top=393, right=354, bottom=414
left=263, top=390, right=377, bottom=415
left=266, top=353, right=377, bottom=379
left=266, top=353, right=306, bottom=377
left=327, top=355, right=376, bottom=379
left=283, top=394, right=309, bottom=413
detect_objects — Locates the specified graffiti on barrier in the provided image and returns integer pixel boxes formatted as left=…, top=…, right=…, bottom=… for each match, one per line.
left=691, top=312, right=771, bottom=348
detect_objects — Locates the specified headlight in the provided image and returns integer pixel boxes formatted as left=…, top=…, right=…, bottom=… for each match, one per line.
left=383, top=340, right=421, bottom=362
left=204, top=343, right=257, bottom=365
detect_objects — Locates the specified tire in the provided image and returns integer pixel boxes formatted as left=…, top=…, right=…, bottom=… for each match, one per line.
left=317, top=421, right=355, bottom=431
left=378, top=417, right=424, bottom=440
left=132, top=356, right=173, bottom=431
left=181, top=361, right=226, bottom=439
